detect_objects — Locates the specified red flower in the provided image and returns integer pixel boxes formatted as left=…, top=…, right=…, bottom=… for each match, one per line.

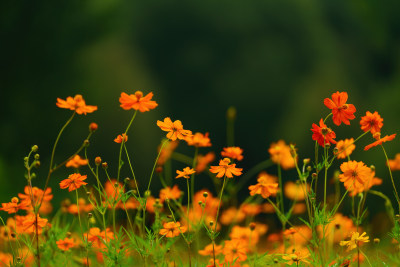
left=60, top=173, right=88, bottom=192
left=364, top=133, right=396, bottom=151
left=324, top=91, right=356, bottom=126
left=311, top=119, right=337, bottom=147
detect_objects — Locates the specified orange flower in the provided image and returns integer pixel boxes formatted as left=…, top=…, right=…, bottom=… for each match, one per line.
left=185, top=132, right=212, bottom=147
left=229, top=226, right=260, bottom=246
left=360, top=111, right=383, bottom=134
left=248, top=173, right=279, bottom=198
left=284, top=181, right=310, bottom=201
left=56, top=95, right=97, bottom=115
left=319, top=213, right=357, bottom=243
left=114, top=133, right=128, bottom=144
left=65, top=155, right=88, bottom=168
left=220, top=207, right=246, bottom=225
left=339, top=161, right=371, bottom=194
left=223, top=239, right=248, bottom=263
left=0, top=197, right=29, bottom=214
left=268, top=140, right=296, bottom=169
left=364, top=133, right=396, bottom=151
left=198, top=243, right=223, bottom=256
left=159, top=185, right=182, bottom=202
left=157, top=140, right=179, bottom=166
left=159, top=221, right=187, bottom=237
left=349, top=170, right=382, bottom=197
left=21, top=214, right=49, bottom=234
left=240, top=203, right=262, bottom=216
left=60, top=173, right=88, bottom=192
left=157, top=117, right=192, bottom=141
left=18, top=186, right=53, bottom=213
left=195, top=152, right=215, bottom=173
left=324, top=91, right=356, bottom=126
left=340, top=232, right=369, bottom=251
left=119, top=91, right=158, bottom=112
left=335, top=138, right=355, bottom=159
left=311, top=119, right=337, bottom=147
left=209, top=158, right=242, bottom=178
left=388, top=153, right=400, bottom=171
left=282, top=250, right=310, bottom=265
left=104, top=180, right=124, bottom=201
left=56, top=237, right=77, bottom=251
left=87, top=227, right=114, bottom=249
left=176, top=167, right=196, bottom=179
left=221, top=147, right=244, bottom=161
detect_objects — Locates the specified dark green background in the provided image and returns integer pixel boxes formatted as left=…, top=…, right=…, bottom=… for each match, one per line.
left=1, top=1, right=400, bottom=227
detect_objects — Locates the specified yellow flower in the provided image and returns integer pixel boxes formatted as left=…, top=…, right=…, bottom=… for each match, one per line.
left=340, top=232, right=369, bottom=251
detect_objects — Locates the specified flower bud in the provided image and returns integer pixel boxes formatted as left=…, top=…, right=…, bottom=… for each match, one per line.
left=35, top=161, right=40, bottom=168
left=83, top=140, right=90, bottom=147
left=209, top=221, right=214, bottom=227
left=95, top=156, right=102, bottom=165
left=333, top=147, right=339, bottom=154
left=203, top=192, right=208, bottom=198
left=89, top=122, right=98, bottom=132
left=11, top=197, right=19, bottom=203
left=34, top=154, right=40, bottom=160
left=303, top=158, right=310, bottom=165
left=311, top=173, right=317, bottom=179
left=88, top=213, right=93, bottom=218
left=324, top=143, right=331, bottom=149
left=249, top=222, right=256, bottom=231
left=370, top=165, right=376, bottom=171
left=144, top=190, right=151, bottom=197
left=306, top=166, right=312, bottom=172
left=198, top=201, right=203, bottom=206
left=32, top=145, right=38, bottom=152
left=102, top=162, right=108, bottom=169
left=156, top=166, right=163, bottom=173
left=31, top=173, right=36, bottom=179
left=124, top=177, right=130, bottom=184
left=374, top=238, right=380, bottom=244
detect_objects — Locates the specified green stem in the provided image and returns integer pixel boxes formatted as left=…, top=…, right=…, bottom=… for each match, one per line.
left=214, top=176, right=228, bottom=232
left=381, top=145, right=400, bottom=213
left=117, top=110, right=138, bottom=183
left=124, top=144, right=141, bottom=199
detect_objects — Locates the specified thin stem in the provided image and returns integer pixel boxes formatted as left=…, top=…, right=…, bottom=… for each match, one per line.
left=123, top=144, right=141, bottom=199
left=381, top=145, right=400, bottom=213
left=214, top=176, right=228, bottom=232
left=117, top=110, right=138, bottom=183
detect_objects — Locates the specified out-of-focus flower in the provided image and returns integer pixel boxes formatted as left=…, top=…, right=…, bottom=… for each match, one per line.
left=159, top=222, right=187, bottom=238
left=159, top=185, right=182, bottom=202
left=195, top=152, right=215, bottom=173
left=221, top=147, right=244, bottom=161
left=340, top=232, right=369, bottom=251
left=335, top=138, right=355, bottom=159
left=65, top=155, right=88, bottom=168
left=56, top=237, right=77, bottom=251
left=223, top=239, right=248, bottom=263
left=339, top=161, right=372, bottom=194
left=268, top=140, right=296, bottom=169
left=248, top=173, right=279, bottom=198
left=284, top=181, right=309, bottom=201
left=185, top=132, right=211, bottom=147
left=388, top=153, right=400, bottom=171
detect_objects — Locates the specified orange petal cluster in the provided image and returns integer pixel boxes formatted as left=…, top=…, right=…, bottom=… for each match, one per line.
left=311, top=119, right=337, bottom=147
left=221, top=147, right=244, bottom=161
left=248, top=173, right=278, bottom=198
left=119, top=91, right=158, bottom=112
left=56, top=95, right=97, bottom=115
left=360, top=111, right=383, bottom=134
left=65, top=155, right=88, bottom=168
left=335, top=138, right=355, bottom=159
left=176, top=167, right=196, bottom=179
left=324, top=91, right=356, bottom=126
left=157, top=117, right=192, bottom=141
left=209, top=158, right=242, bottom=178
left=60, top=173, right=88, bottom=192
left=159, top=221, right=187, bottom=238
left=268, top=140, right=296, bottom=169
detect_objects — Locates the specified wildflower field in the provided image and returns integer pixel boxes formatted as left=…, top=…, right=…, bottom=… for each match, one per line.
left=1, top=91, right=400, bottom=267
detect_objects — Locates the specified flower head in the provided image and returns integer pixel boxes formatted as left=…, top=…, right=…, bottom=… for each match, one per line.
left=0, top=197, right=29, bottom=214
left=176, top=167, right=196, bottom=179
left=324, top=91, right=356, bottom=126
left=159, top=185, right=182, bottom=202
left=159, top=221, right=187, bottom=238
left=198, top=243, right=222, bottom=256
left=335, top=138, right=355, bottom=159
left=65, top=155, right=88, bottom=168
left=185, top=132, right=211, bottom=147
left=284, top=181, right=310, bottom=201
left=388, top=153, right=400, bottom=171
left=60, top=173, right=88, bottom=192
left=209, top=158, right=243, bottom=178
left=157, top=117, right=192, bottom=141
left=21, top=214, right=49, bottom=234
left=223, top=239, right=248, bottom=263
left=248, top=173, right=279, bottom=198
left=311, top=119, right=337, bottom=147
left=56, top=237, right=77, bottom=251
left=56, top=95, right=97, bottom=115
left=114, top=133, right=128, bottom=144
left=195, top=152, right=215, bottom=173
left=268, top=140, right=296, bottom=169
left=360, top=111, right=383, bottom=134
left=364, top=133, right=396, bottom=151
left=340, top=232, right=369, bottom=251
left=221, top=147, right=244, bottom=161
left=119, top=91, right=158, bottom=112
left=339, top=161, right=371, bottom=194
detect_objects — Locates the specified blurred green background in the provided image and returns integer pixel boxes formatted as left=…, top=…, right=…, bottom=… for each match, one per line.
left=1, top=0, right=400, bottom=226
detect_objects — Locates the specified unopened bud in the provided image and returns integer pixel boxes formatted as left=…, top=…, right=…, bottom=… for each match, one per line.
left=32, top=145, right=38, bottom=152
left=303, top=158, right=310, bottom=165
left=198, top=201, right=203, bottom=206
left=306, top=166, right=312, bottom=172
left=370, top=165, right=376, bottom=171
left=34, top=154, right=40, bottom=160
left=83, top=140, right=90, bottom=147
left=226, top=106, right=236, bottom=120
left=124, top=177, right=130, bottom=184
left=209, top=221, right=214, bottom=227
left=374, top=238, right=380, bottom=244
left=95, top=157, right=102, bottom=165
left=144, top=190, right=151, bottom=197
left=102, top=162, right=108, bottom=169
left=273, top=258, right=279, bottom=263
left=311, top=173, right=317, bottom=179
left=11, top=197, right=19, bottom=203
left=89, top=122, right=98, bottom=132
left=203, top=192, right=208, bottom=198
left=333, top=147, right=339, bottom=154
left=156, top=166, right=163, bottom=173
left=88, top=213, right=93, bottom=218
left=31, top=173, right=36, bottom=179
left=86, top=191, right=91, bottom=196
left=249, top=222, right=256, bottom=231
left=35, top=161, right=40, bottom=168
left=24, top=157, right=28, bottom=162
left=324, top=143, right=331, bottom=149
